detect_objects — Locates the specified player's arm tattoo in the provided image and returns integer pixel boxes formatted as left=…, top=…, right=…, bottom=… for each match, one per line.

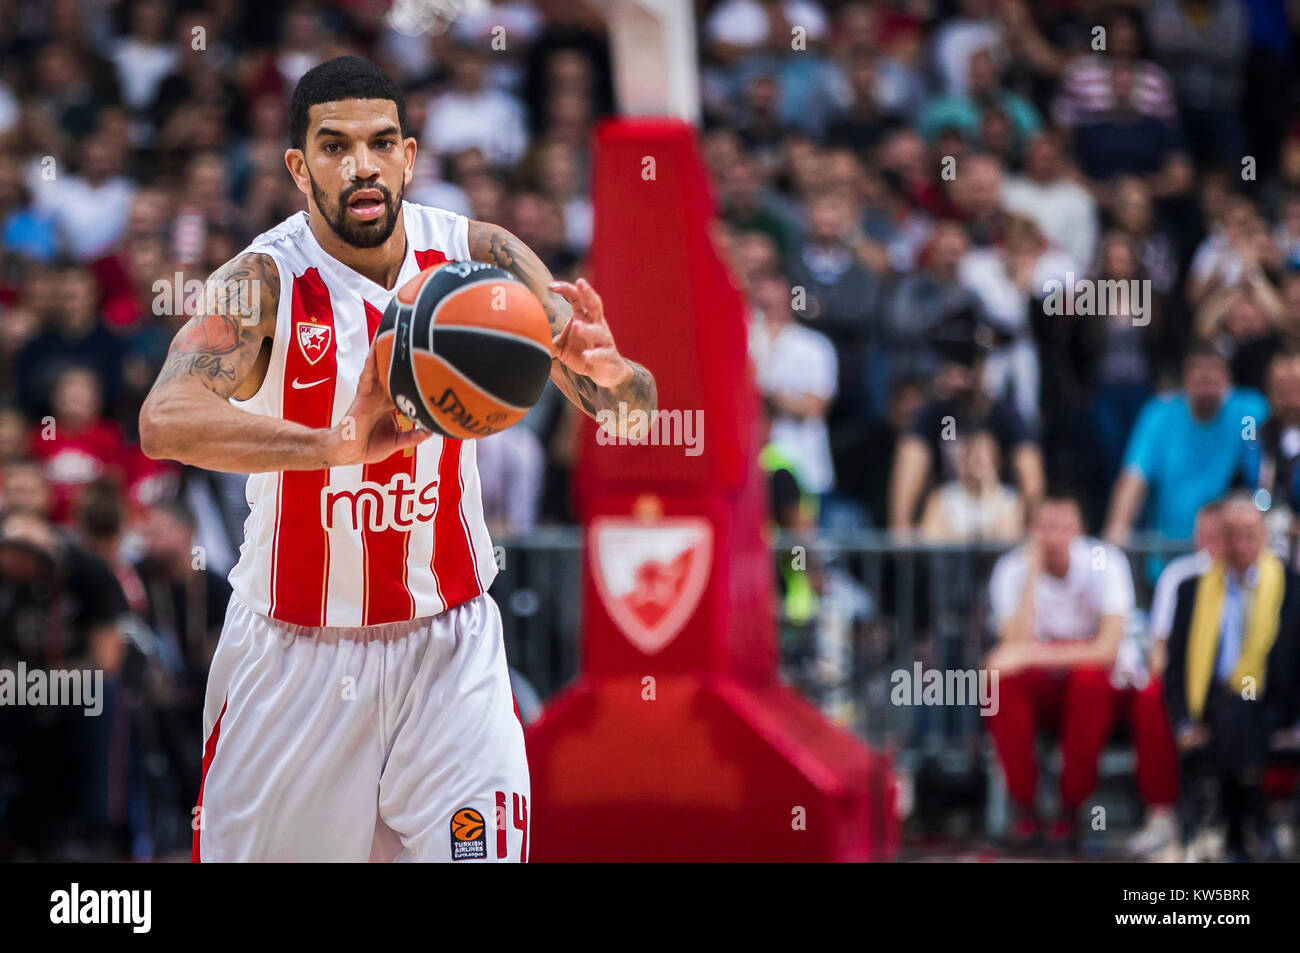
left=151, top=253, right=279, bottom=398
left=468, top=222, right=657, bottom=420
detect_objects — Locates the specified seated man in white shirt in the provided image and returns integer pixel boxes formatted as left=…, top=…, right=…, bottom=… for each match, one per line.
left=986, top=490, right=1134, bottom=849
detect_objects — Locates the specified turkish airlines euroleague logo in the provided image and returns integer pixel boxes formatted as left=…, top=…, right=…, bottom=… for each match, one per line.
left=321, top=473, right=439, bottom=532
left=450, top=807, right=487, bottom=861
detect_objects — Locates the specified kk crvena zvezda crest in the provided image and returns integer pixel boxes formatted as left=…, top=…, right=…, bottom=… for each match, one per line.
left=589, top=516, right=713, bottom=654
left=296, top=321, right=333, bottom=365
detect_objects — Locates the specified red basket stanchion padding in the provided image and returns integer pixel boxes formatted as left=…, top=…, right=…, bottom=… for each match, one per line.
left=524, top=118, right=898, bottom=861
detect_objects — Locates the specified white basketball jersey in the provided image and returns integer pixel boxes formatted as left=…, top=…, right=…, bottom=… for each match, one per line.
left=227, top=203, right=498, bottom=627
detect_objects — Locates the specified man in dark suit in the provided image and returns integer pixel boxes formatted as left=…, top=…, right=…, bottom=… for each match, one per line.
left=1165, top=494, right=1300, bottom=860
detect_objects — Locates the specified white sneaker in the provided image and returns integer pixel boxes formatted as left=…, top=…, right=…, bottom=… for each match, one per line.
left=1128, top=811, right=1177, bottom=857
left=1152, top=841, right=1184, bottom=863
left=1274, top=821, right=1296, bottom=859
left=1185, top=826, right=1225, bottom=863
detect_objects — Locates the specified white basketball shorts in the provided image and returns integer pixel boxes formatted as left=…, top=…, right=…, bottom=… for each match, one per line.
left=194, top=592, right=530, bottom=862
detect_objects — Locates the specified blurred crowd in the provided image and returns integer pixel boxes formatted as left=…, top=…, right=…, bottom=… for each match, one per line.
left=709, top=0, right=1300, bottom=860
left=0, top=0, right=1298, bottom=858
left=725, top=0, right=1300, bottom=557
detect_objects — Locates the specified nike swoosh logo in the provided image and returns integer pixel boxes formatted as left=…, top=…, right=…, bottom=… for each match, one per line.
left=291, top=377, right=329, bottom=390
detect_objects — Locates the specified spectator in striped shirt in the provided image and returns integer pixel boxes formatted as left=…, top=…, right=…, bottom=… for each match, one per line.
left=1067, top=57, right=1195, bottom=202
left=1051, top=10, right=1178, bottom=128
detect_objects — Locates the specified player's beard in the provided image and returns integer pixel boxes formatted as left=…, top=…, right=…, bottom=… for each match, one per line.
left=308, top=169, right=404, bottom=249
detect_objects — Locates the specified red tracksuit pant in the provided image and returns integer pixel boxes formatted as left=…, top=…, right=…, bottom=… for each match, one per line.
left=987, top=667, right=1178, bottom=813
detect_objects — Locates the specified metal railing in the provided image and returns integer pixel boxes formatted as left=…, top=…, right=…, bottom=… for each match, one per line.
left=491, top=528, right=586, bottom=699
left=491, top=528, right=1194, bottom=763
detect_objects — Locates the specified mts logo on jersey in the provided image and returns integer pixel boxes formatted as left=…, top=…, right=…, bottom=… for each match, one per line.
left=321, top=473, right=439, bottom=531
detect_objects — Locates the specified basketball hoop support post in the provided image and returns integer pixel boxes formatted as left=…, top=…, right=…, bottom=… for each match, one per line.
left=603, top=0, right=700, bottom=123
left=523, top=119, right=899, bottom=861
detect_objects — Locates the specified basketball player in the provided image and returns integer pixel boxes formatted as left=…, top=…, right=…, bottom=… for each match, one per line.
left=138, top=57, right=657, bottom=862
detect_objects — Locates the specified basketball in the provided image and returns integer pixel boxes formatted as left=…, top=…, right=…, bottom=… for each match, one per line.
left=451, top=808, right=485, bottom=841
left=375, top=261, right=553, bottom=440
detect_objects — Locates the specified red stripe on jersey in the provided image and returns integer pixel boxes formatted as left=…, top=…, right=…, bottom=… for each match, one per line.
left=455, top=449, right=484, bottom=594
left=361, top=300, right=416, bottom=624
left=192, top=697, right=227, bottom=863
left=269, top=474, right=283, bottom=617
left=272, top=267, right=337, bottom=625
left=431, top=439, right=481, bottom=610
left=415, top=248, right=449, bottom=271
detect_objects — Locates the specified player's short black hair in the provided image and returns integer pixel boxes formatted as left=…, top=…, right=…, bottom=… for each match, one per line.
left=289, top=56, right=407, bottom=152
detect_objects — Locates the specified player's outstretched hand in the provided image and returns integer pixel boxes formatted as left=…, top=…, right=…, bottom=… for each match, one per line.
left=548, top=278, right=633, bottom=389
left=327, top=346, right=431, bottom=466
